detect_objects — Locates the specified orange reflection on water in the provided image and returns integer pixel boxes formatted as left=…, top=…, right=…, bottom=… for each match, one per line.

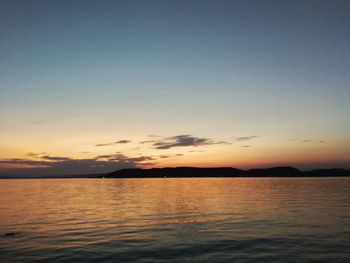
left=1, top=178, right=350, bottom=262
left=1, top=178, right=349, bottom=232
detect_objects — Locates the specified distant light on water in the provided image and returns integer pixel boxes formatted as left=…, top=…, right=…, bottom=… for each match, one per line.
left=1, top=178, right=350, bottom=262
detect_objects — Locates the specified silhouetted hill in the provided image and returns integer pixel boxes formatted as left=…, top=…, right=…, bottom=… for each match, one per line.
left=105, top=167, right=244, bottom=178
left=304, top=168, right=350, bottom=177
left=104, top=167, right=350, bottom=178
left=246, top=166, right=301, bottom=177
left=2, top=167, right=349, bottom=179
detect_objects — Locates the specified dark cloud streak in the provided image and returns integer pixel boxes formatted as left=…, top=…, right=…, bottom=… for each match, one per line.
left=115, top=140, right=131, bottom=144
left=236, top=136, right=259, bottom=141
left=151, top=135, right=229, bottom=150
left=95, top=143, right=114, bottom=147
left=95, top=139, right=131, bottom=147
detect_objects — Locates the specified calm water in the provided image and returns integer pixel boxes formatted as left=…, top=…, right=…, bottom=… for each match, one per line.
left=1, top=178, right=350, bottom=263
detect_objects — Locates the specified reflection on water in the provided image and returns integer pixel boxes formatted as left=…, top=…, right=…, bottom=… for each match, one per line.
left=1, top=178, right=350, bottom=262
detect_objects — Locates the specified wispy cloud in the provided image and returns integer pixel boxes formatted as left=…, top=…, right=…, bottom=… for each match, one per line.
left=95, top=139, right=131, bottom=147
left=236, top=136, right=259, bottom=141
left=41, top=155, right=72, bottom=161
left=157, top=153, right=184, bottom=159
left=26, top=152, right=47, bottom=157
left=140, top=140, right=156, bottom=144
left=301, top=139, right=326, bottom=143
left=150, top=135, right=229, bottom=150
left=26, top=152, right=39, bottom=157
left=94, top=153, right=155, bottom=163
left=115, top=140, right=131, bottom=144
left=291, top=138, right=327, bottom=144
left=95, top=143, right=114, bottom=147
left=302, top=140, right=311, bottom=143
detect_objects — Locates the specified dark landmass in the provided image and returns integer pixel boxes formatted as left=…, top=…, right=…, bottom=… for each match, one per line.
left=104, top=167, right=350, bottom=178
left=1, top=167, right=350, bottom=179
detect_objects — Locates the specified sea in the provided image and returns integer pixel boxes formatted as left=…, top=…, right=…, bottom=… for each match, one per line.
left=1, top=178, right=350, bottom=262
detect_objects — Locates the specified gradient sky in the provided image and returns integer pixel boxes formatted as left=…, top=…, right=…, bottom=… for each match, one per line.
left=1, top=0, right=349, bottom=175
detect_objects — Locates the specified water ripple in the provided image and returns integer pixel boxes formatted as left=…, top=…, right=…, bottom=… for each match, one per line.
left=1, top=178, right=350, bottom=262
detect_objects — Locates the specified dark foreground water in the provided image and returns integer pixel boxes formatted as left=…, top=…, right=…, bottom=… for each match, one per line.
left=1, top=178, right=350, bottom=263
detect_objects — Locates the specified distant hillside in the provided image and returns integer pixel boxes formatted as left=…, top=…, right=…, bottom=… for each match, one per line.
left=104, top=167, right=350, bottom=178
left=105, top=167, right=243, bottom=178
left=2, top=167, right=349, bottom=179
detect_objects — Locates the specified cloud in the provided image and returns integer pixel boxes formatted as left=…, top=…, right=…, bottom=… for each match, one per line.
left=115, top=140, right=131, bottom=144
left=140, top=140, right=157, bottom=144
left=159, top=155, right=170, bottom=159
left=0, top=158, right=50, bottom=167
left=152, top=135, right=229, bottom=150
left=41, top=155, right=73, bottom=161
left=95, top=143, right=114, bottom=147
left=26, top=152, right=39, bottom=157
left=0, top=153, right=153, bottom=176
left=240, top=145, right=250, bottom=148
left=301, top=139, right=326, bottom=143
left=95, top=139, right=131, bottom=147
left=158, top=153, right=184, bottom=159
left=290, top=138, right=327, bottom=144
left=236, top=136, right=259, bottom=141
left=95, top=153, right=155, bottom=163
left=26, top=152, right=47, bottom=157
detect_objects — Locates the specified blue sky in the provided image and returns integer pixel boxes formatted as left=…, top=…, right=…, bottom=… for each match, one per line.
left=0, top=0, right=349, bottom=175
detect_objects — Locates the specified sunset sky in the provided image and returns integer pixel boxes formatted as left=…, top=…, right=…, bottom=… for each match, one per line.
left=1, top=0, right=349, bottom=175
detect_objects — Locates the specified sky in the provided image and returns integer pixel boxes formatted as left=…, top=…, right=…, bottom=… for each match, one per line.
left=0, top=0, right=349, bottom=176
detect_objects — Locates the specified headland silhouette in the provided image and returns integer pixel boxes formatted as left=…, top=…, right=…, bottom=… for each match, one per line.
left=104, top=167, right=350, bottom=178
